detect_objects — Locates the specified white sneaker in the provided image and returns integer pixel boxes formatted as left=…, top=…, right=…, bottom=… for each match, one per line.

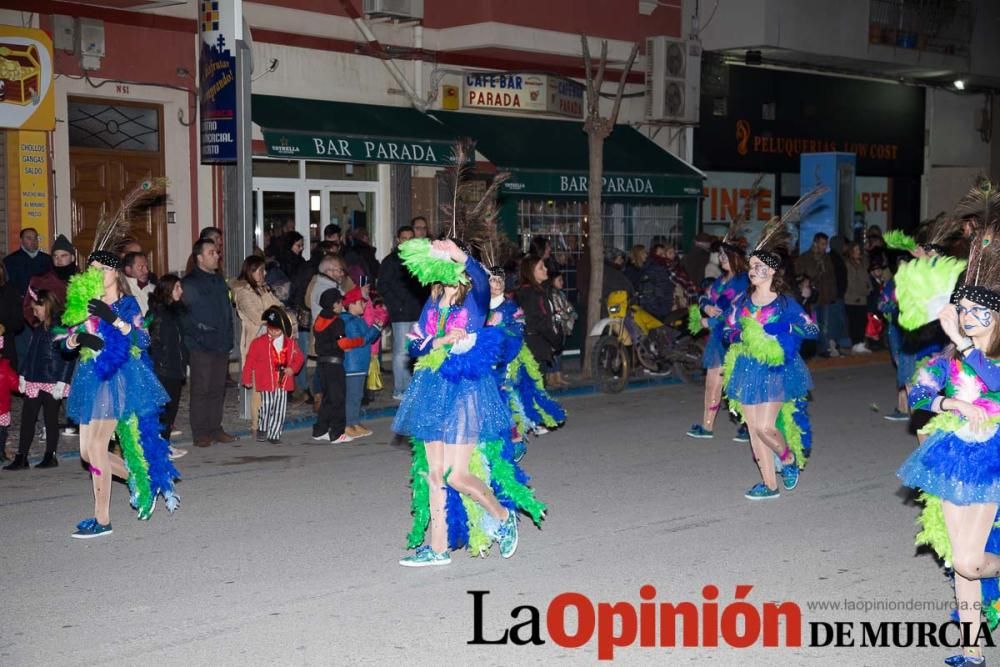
left=170, top=428, right=182, bottom=437
left=168, top=446, right=188, bottom=460
left=532, top=426, right=550, bottom=436
left=851, top=343, right=872, bottom=355
left=312, top=433, right=331, bottom=442
left=827, top=341, right=840, bottom=357
left=333, top=433, right=354, bottom=443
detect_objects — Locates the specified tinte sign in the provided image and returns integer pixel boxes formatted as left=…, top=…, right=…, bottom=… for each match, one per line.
left=262, top=131, right=457, bottom=166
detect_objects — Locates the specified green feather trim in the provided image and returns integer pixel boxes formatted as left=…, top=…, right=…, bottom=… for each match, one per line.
left=687, top=304, right=704, bottom=335
left=481, top=439, right=546, bottom=525
left=740, top=317, right=784, bottom=366
left=915, top=493, right=951, bottom=565
left=509, top=346, right=558, bottom=426
left=884, top=229, right=917, bottom=252
left=115, top=414, right=152, bottom=519
left=414, top=347, right=446, bottom=372
left=462, top=450, right=493, bottom=556
left=398, top=238, right=468, bottom=286
left=776, top=401, right=807, bottom=468
left=721, top=345, right=742, bottom=421
left=895, top=256, right=967, bottom=331
left=406, top=439, right=431, bottom=549
left=62, top=268, right=104, bottom=326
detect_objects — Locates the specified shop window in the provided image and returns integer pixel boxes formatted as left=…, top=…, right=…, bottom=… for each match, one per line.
left=305, top=161, right=377, bottom=181
left=68, top=101, right=160, bottom=152
left=253, top=159, right=299, bottom=178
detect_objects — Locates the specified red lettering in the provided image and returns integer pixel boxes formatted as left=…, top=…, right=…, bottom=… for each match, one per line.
left=881, top=192, right=889, bottom=211
left=702, top=585, right=719, bottom=648
left=720, top=188, right=739, bottom=221
left=659, top=602, right=699, bottom=647
left=547, top=593, right=595, bottom=648
left=762, top=601, right=802, bottom=647
left=639, top=585, right=657, bottom=647
left=597, top=602, right=637, bottom=660
left=862, top=193, right=872, bottom=211
left=757, top=189, right=773, bottom=221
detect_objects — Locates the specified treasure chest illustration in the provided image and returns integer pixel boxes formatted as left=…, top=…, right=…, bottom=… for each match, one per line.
left=0, top=43, right=41, bottom=106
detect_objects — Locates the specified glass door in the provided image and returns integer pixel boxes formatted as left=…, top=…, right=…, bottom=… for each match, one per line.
left=252, top=180, right=308, bottom=259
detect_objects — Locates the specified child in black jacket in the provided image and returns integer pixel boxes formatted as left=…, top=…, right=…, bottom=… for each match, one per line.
left=312, top=288, right=366, bottom=443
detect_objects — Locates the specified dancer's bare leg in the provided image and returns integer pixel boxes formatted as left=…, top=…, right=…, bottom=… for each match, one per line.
left=743, top=404, right=779, bottom=491
left=79, top=419, right=120, bottom=525
left=425, top=441, right=447, bottom=553
left=942, top=501, right=1000, bottom=660
left=444, top=443, right=508, bottom=521
left=702, top=367, right=724, bottom=431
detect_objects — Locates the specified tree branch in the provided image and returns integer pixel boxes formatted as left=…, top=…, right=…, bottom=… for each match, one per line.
left=609, top=43, right=640, bottom=126
left=580, top=34, right=595, bottom=106
left=594, top=40, right=608, bottom=111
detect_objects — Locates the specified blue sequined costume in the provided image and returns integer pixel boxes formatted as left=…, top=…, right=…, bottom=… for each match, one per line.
left=392, top=258, right=511, bottom=444
left=723, top=294, right=817, bottom=405
left=699, top=272, right=749, bottom=369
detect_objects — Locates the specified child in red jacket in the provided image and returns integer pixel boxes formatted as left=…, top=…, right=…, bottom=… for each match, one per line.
left=241, top=306, right=304, bottom=444
left=0, top=327, right=19, bottom=464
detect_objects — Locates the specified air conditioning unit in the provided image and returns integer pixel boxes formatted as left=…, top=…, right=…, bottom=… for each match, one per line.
left=363, top=0, right=424, bottom=20
left=645, top=36, right=701, bottom=124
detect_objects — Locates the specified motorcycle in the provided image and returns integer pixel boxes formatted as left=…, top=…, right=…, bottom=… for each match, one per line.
left=589, top=290, right=704, bottom=393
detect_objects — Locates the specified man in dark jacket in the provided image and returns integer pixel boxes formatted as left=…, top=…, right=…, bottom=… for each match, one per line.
left=376, top=225, right=427, bottom=399
left=795, top=232, right=840, bottom=356
left=343, top=226, right=380, bottom=284
left=23, top=234, right=77, bottom=327
left=4, top=228, right=52, bottom=298
left=601, top=249, right=635, bottom=317
left=182, top=239, right=236, bottom=447
left=638, top=245, right=676, bottom=321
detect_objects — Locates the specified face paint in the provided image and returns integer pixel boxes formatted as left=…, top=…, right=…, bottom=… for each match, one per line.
left=957, top=304, right=994, bottom=328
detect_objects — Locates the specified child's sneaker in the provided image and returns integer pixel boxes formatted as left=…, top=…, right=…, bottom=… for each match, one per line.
left=267, top=437, right=281, bottom=445
left=498, top=511, right=519, bottom=558
left=686, top=424, right=713, bottom=439
left=944, top=656, right=985, bottom=666
left=255, top=430, right=266, bottom=442
left=333, top=433, right=354, bottom=444
left=168, top=446, right=188, bottom=460
left=312, top=432, right=331, bottom=442
left=744, top=482, right=780, bottom=500
left=399, top=545, right=451, bottom=567
left=355, top=425, right=373, bottom=437
left=884, top=410, right=909, bottom=422
left=72, top=519, right=113, bottom=539
left=513, top=441, right=527, bottom=463
left=781, top=461, right=800, bottom=490
left=733, top=425, right=750, bottom=442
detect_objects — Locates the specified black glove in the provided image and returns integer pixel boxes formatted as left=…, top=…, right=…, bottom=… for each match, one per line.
left=76, top=332, right=105, bottom=352
left=87, top=299, right=118, bottom=325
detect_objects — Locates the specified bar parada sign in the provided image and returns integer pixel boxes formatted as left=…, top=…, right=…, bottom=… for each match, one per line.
left=262, top=130, right=457, bottom=165
left=502, top=170, right=703, bottom=199
left=560, top=174, right=656, bottom=194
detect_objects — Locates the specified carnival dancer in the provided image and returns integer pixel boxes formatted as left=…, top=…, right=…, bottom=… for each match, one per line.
left=721, top=193, right=820, bottom=500
left=486, top=267, right=566, bottom=461
left=896, top=181, right=1000, bottom=666
left=62, top=180, right=178, bottom=538
left=394, top=237, right=545, bottom=567
left=687, top=242, right=749, bottom=441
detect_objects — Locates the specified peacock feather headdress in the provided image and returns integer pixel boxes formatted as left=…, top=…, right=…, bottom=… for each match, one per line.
left=749, top=185, right=827, bottom=270
left=88, top=177, right=168, bottom=269
left=952, top=179, right=1000, bottom=310
left=722, top=174, right=765, bottom=255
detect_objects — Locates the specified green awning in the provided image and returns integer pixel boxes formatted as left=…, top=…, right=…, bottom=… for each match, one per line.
left=252, top=95, right=458, bottom=165
left=432, top=110, right=704, bottom=199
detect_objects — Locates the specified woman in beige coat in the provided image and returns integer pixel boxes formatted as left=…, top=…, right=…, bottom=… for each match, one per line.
left=231, top=255, right=296, bottom=432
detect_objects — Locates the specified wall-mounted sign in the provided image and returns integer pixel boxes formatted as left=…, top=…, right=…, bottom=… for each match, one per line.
left=700, top=172, right=775, bottom=244
left=0, top=26, right=54, bottom=131
left=856, top=175, right=891, bottom=231
left=198, top=0, right=241, bottom=164
left=262, top=130, right=457, bottom=166
left=463, top=74, right=583, bottom=119
left=15, top=130, right=49, bottom=239
left=501, top=170, right=702, bottom=199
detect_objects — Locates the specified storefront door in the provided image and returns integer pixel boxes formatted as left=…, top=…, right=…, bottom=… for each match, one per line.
left=252, top=181, right=306, bottom=257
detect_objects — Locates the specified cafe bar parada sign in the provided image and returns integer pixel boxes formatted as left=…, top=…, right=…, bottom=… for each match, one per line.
left=462, top=73, right=584, bottom=119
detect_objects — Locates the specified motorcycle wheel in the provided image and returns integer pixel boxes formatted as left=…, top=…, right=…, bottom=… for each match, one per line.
left=671, top=338, right=705, bottom=383
left=592, top=335, right=629, bottom=394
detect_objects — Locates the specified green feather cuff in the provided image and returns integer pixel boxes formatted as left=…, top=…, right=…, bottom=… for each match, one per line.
left=399, top=238, right=468, bottom=286
left=884, top=230, right=917, bottom=252
left=687, top=304, right=704, bottom=335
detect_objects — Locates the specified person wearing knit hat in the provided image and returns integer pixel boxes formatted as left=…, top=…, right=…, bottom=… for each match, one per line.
left=241, top=305, right=305, bottom=444
left=22, top=235, right=78, bottom=330
left=340, top=285, right=384, bottom=439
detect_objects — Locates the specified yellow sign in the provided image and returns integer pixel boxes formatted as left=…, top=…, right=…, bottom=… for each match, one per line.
left=16, top=131, right=48, bottom=239
left=441, top=84, right=459, bottom=110
left=0, top=26, right=54, bottom=131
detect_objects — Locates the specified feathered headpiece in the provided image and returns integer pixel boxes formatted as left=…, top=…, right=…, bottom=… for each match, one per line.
left=749, top=185, right=827, bottom=270
left=401, top=141, right=511, bottom=285
left=952, top=179, right=1000, bottom=310
left=87, top=177, right=168, bottom=269
left=915, top=211, right=963, bottom=258
left=722, top=174, right=765, bottom=255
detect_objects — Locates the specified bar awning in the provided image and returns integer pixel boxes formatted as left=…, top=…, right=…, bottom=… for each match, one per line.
left=252, top=95, right=458, bottom=166
left=432, top=110, right=704, bottom=199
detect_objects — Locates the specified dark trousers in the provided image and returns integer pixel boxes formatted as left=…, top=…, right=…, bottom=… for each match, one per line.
left=18, top=392, right=60, bottom=457
left=158, top=375, right=184, bottom=442
left=313, top=362, right=346, bottom=439
left=845, top=304, right=868, bottom=345
left=189, top=350, right=229, bottom=439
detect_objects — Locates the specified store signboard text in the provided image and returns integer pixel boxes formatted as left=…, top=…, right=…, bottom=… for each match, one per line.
left=263, top=131, right=457, bottom=166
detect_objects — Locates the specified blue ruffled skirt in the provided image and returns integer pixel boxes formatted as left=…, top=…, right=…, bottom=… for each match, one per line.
left=68, top=357, right=169, bottom=424
left=897, top=426, right=1000, bottom=504
left=725, top=354, right=812, bottom=405
left=393, top=367, right=512, bottom=445
left=702, top=330, right=725, bottom=369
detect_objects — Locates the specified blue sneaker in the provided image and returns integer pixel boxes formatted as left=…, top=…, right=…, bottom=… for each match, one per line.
left=498, top=511, right=519, bottom=558
left=686, top=424, right=714, bottom=439
left=744, top=482, right=780, bottom=500
left=781, top=461, right=800, bottom=490
left=398, top=545, right=451, bottom=568
left=944, top=655, right=985, bottom=666
left=513, top=441, right=527, bottom=463
left=72, top=519, right=112, bottom=539
left=733, top=425, right=750, bottom=442
left=884, top=410, right=910, bottom=422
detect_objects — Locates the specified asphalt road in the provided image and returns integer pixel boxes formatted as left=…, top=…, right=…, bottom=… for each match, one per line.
left=0, top=362, right=964, bottom=666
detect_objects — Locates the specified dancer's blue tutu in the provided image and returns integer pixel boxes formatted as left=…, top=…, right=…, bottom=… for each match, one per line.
left=393, top=367, right=511, bottom=444
left=702, top=325, right=725, bottom=369
left=725, top=354, right=812, bottom=405
left=897, top=427, right=1000, bottom=504
left=68, top=355, right=169, bottom=424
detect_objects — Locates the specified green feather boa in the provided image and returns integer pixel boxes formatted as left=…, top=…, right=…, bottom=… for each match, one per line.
left=884, top=230, right=917, bottom=252
left=414, top=347, right=447, bottom=372
left=895, top=256, right=967, bottom=331
left=462, top=451, right=493, bottom=556
left=509, top=345, right=559, bottom=427
left=399, top=238, right=468, bottom=286
left=687, top=304, right=704, bottom=335
left=62, top=268, right=106, bottom=362
left=776, top=401, right=808, bottom=468
left=406, top=439, right=431, bottom=549
left=482, top=439, right=546, bottom=525
left=116, top=414, right=153, bottom=519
